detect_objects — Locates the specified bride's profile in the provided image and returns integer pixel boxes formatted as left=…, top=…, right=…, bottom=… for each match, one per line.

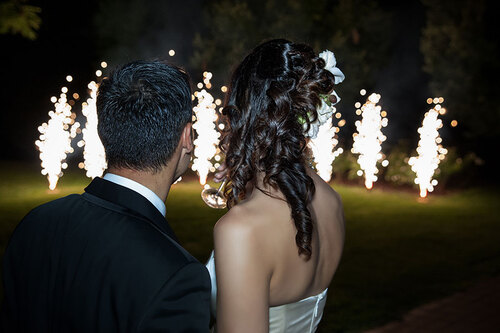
left=206, top=38, right=345, bottom=333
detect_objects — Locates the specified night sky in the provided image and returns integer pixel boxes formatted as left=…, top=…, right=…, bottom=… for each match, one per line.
left=375, top=0, right=428, bottom=147
left=1, top=0, right=429, bottom=162
left=1, top=0, right=102, bottom=161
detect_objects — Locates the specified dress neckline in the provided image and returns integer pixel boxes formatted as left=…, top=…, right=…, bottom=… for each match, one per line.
left=270, top=288, right=328, bottom=308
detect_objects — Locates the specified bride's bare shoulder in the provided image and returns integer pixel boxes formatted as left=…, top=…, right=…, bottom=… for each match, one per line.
left=308, top=170, right=343, bottom=206
left=213, top=204, right=274, bottom=275
left=214, top=200, right=282, bottom=253
left=214, top=205, right=262, bottom=245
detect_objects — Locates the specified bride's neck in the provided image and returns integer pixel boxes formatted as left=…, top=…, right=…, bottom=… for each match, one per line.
left=246, top=164, right=315, bottom=201
left=247, top=172, right=286, bottom=201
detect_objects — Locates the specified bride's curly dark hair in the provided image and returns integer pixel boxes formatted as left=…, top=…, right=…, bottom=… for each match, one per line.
left=220, top=39, right=337, bottom=259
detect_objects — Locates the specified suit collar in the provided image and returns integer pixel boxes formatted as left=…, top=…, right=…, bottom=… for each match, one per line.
left=84, top=177, right=179, bottom=243
left=102, top=173, right=166, bottom=217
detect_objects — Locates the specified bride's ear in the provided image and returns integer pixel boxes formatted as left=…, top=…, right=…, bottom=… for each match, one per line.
left=180, top=122, right=193, bottom=154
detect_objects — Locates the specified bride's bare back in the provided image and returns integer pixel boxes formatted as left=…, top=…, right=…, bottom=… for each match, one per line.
left=214, top=168, right=345, bottom=332
left=212, top=38, right=345, bottom=333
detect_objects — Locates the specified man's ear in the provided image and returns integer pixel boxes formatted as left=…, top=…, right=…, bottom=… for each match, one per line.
left=180, top=122, right=193, bottom=153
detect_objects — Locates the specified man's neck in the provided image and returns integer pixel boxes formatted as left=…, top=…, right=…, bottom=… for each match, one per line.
left=106, top=167, right=174, bottom=202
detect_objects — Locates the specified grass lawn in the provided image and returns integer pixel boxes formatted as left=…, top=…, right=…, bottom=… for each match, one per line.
left=1, top=162, right=499, bottom=332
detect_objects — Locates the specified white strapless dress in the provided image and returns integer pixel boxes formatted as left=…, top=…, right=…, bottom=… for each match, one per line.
left=206, top=251, right=328, bottom=333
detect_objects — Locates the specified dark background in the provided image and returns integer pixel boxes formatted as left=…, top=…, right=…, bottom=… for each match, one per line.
left=0, top=0, right=202, bottom=162
left=1, top=0, right=498, bottom=182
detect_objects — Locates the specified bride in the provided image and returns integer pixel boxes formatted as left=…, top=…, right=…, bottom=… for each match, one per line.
left=207, top=39, right=345, bottom=333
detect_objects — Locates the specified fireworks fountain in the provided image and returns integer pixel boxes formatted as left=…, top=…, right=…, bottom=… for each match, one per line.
left=309, top=115, right=344, bottom=182
left=79, top=79, right=107, bottom=178
left=191, top=72, right=221, bottom=185
left=408, top=97, right=448, bottom=198
left=352, top=91, right=389, bottom=189
left=36, top=63, right=109, bottom=189
left=35, top=86, right=75, bottom=190
left=306, top=49, right=345, bottom=182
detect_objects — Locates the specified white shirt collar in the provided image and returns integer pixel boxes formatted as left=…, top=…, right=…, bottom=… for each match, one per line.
left=103, top=173, right=166, bottom=217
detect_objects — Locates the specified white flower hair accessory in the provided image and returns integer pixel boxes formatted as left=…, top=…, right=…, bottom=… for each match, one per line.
left=319, top=50, right=345, bottom=85
left=300, top=50, right=345, bottom=139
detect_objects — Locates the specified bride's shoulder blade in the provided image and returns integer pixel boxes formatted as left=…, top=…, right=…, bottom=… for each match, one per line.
left=214, top=204, right=262, bottom=247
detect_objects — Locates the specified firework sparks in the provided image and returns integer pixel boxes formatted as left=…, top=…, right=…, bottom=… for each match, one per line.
left=35, top=88, right=75, bottom=190
left=352, top=92, right=388, bottom=189
left=191, top=72, right=221, bottom=185
left=309, top=116, right=344, bottom=182
left=79, top=80, right=107, bottom=178
left=409, top=97, right=447, bottom=198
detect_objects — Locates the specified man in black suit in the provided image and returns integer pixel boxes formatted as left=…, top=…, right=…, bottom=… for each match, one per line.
left=1, top=61, right=211, bottom=332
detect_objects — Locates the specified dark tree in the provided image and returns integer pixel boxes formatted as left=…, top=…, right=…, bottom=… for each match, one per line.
left=0, top=0, right=41, bottom=40
left=420, top=0, right=499, bottom=161
left=93, top=0, right=202, bottom=71
left=191, top=0, right=394, bottom=107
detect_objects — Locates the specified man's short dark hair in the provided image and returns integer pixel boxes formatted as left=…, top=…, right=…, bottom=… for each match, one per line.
left=97, top=60, right=192, bottom=172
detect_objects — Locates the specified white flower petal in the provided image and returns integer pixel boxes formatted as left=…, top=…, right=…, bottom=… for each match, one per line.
left=328, top=67, right=345, bottom=84
left=319, top=50, right=337, bottom=68
left=320, top=109, right=332, bottom=122
left=308, top=123, right=320, bottom=139
left=319, top=50, right=345, bottom=84
left=304, top=49, right=345, bottom=138
left=317, top=100, right=331, bottom=115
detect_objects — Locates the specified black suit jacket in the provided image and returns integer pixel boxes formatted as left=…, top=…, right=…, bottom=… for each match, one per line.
left=0, top=177, right=211, bottom=332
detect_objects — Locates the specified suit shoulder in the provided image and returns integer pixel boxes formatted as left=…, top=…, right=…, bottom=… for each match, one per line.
left=97, top=210, right=200, bottom=269
left=14, top=194, right=82, bottom=230
left=18, top=193, right=198, bottom=268
left=23, top=194, right=82, bottom=218
left=30, top=192, right=80, bottom=208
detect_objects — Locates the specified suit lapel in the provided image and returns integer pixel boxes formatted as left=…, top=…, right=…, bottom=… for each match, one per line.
left=84, top=177, right=179, bottom=243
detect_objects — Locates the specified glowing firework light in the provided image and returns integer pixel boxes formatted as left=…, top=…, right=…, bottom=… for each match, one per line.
left=79, top=79, right=107, bottom=178
left=191, top=72, right=221, bottom=185
left=408, top=97, right=448, bottom=198
left=352, top=91, right=389, bottom=189
left=309, top=114, right=344, bottom=182
left=35, top=87, right=75, bottom=190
